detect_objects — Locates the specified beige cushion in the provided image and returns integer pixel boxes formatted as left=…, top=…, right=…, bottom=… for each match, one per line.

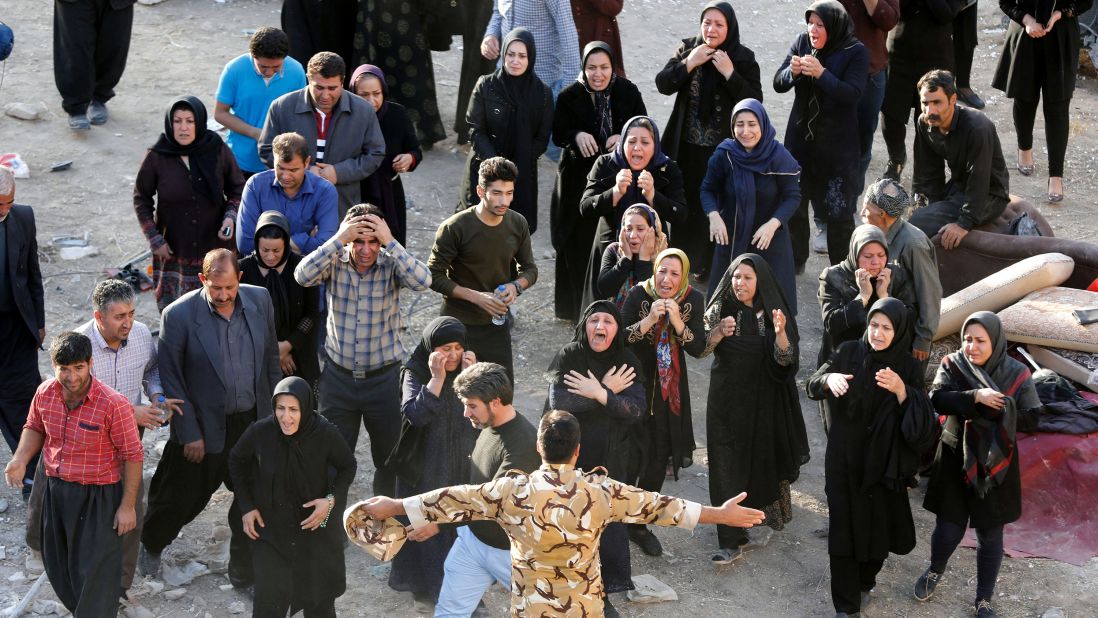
left=935, top=253, right=1074, bottom=340
left=997, top=287, right=1098, bottom=353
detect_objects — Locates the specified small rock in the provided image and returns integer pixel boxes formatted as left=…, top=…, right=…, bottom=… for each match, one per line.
left=7, top=571, right=26, bottom=583
left=144, top=580, right=164, bottom=595
left=219, top=584, right=234, bottom=591
left=31, top=599, right=65, bottom=615
left=229, top=601, right=246, bottom=614
left=744, top=527, right=774, bottom=549
left=0, top=545, right=6, bottom=559
left=59, top=245, right=100, bottom=260
left=122, top=603, right=156, bottom=618
left=154, top=440, right=167, bottom=456
left=162, top=560, right=208, bottom=586
left=627, top=573, right=678, bottom=603
left=3, top=102, right=44, bottom=121
left=0, top=498, right=8, bottom=514
left=1041, top=608, right=1066, bottom=618
left=163, top=588, right=187, bottom=601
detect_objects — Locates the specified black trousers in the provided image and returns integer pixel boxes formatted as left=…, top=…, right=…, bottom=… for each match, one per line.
left=0, top=311, right=40, bottom=489
left=790, top=195, right=855, bottom=268
left=42, top=477, right=124, bottom=616
left=318, top=361, right=401, bottom=497
left=1014, top=97, right=1071, bottom=177
left=829, top=555, right=884, bottom=614
left=252, top=541, right=337, bottom=618
left=141, top=410, right=256, bottom=581
left=454, top=0, right=496, bottom=144
left=677, top=142, right=718, bottom=275
left=53, top=0, right=134, bottom=115
left=464, top=320, right=515, bottom=385
left=952, top=3, right=978, bottom=88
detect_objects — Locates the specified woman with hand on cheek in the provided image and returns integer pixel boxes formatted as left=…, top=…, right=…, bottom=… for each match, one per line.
left=595, top=205, right=667, bottom=308
left=229, top=377, right=356, bottom=617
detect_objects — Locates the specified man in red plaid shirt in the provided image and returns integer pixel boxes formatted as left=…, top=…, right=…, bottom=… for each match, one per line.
left=4, top=331, right=143, bottom=616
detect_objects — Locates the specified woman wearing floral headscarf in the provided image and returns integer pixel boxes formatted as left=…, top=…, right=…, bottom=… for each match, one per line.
left=774, top=0, right=868, bottom=269
left=914, top=312, right=1044, bottom=617
left=551, top=41, right=647, bottom=321
left=619, top=248, right=706, bottom=557
left=580, top=116, right=687, bottom=311
left=703, top=253, right=809, bottom=564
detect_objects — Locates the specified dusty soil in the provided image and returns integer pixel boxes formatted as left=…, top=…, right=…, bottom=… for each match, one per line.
left=1, top=0, right=1096, bottom=616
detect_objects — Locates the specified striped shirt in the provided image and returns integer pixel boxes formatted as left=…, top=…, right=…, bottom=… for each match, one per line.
left=295, top=236, right=431, bottom=372
left=75, top=320, right=161, bottom=406
left=25, top=377, right=144, bottom=485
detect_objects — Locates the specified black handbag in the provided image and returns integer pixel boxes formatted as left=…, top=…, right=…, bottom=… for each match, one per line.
left=385, top=416, right=428, bottom=488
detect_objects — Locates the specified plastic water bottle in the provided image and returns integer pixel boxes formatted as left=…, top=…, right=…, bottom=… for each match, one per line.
left=155, top=394, right=170, bottom=430
left=491, top=285, right=507, bottom=326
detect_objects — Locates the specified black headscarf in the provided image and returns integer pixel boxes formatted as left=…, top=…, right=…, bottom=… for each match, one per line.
left=579, top=41, right=617, bottom=146
left=707, top=253, right=799, bottom=351
left=547, top=300, right=643, bottom=385
left=150, top=95, right=224, bottom=204
left=270, top=376, right=320, bottom=519
left=494, top=28, right=543, bottom=167
left=940, top=312, right=1040, bottom=497
left=251, top=210, right=293, bottom=338
left=403, top=317, right=468, bottom=385
left=804, top=0, right=857, bottom=59
left=692, top=1, right=751, bottom=123
left=847, top=298, right=914, bottom=411
left=823, top=224, right=890, bottom=300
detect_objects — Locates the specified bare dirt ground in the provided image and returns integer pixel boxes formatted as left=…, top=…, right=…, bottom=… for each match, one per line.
left=1, top=0, right=1096, bottom=616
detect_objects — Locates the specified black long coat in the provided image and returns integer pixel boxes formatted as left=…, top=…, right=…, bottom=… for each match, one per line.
left=239, top=252, right=321, bottom=386
left=550, top=77, right=647, bottom=321
left=361, top=102, right=423, bottom=246
left=577, top=155, right=687, bottom=311
left=992, top=0, right=1094, bottom=102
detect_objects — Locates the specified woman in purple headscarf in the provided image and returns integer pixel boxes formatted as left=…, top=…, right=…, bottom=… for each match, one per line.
left=352, top=64, right=422, bottom=246
left=699, top=98, right=801, bottom=307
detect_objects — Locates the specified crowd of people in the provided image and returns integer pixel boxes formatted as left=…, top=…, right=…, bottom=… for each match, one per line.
left=1, top=0, right=1092, bottom=615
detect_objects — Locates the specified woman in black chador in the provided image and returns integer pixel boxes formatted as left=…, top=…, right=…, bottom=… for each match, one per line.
left=702, top=253, right=809, bottom=564
left=551, top=41, right=647, bottom=322
left=458, top=28, right=553, bottom=233
left=807, top=298, right=936, bottom=617
left=229, top=377, right=357, bottom=617
left=546, top=300, right=646, bottom=610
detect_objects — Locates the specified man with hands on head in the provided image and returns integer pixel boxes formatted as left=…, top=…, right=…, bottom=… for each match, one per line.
left=4, top=332, right=143, bottom=617
left=296, top=203, right=431, bottom=497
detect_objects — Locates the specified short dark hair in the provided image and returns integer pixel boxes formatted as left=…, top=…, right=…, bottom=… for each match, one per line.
left=917, top=69, right=957, bottom=99
left=344, top=203, right=385, bottom=222
left=538, top=410, right=581, bottom=463
left=92, top=279, right=136, bottom=313
left=50, top=332, right=92, bottom=367
left=249, top=27, right=290, bottom=59
left=307, top=52, right=345, bottom=80
left=477, top=157, right=519, bottom=188
left=272, top=132, right=310, bottom=164
left=202, top=248, right=240, bottom=277
left=453, top=362, right=513, bottom=406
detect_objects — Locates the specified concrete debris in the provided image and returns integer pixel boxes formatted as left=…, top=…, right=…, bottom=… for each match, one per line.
left=229, top=601, right=246, bottom=614
left=3, top=102, right=45, bottom=121
left=627, top=573, right=678, bottom=603
left=58, top=246, right=100, bottom=260
left=163, top=588, right=187, bottom=601
left=162, top=560, right=209, bottom=586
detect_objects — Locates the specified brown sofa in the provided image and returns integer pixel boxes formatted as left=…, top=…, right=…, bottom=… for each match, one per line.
left=931, top=196, right=1098, bottom=295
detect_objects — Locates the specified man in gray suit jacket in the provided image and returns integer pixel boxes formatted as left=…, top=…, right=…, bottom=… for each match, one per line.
left=139, top=249, right=281, bottom=589
left=259, top=51, right=386, bottom=216
left=0, top=165, right=45, bottom=504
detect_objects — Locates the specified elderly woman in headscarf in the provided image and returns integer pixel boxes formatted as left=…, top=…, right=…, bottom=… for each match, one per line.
left=545, top=300, right=646, bottom=608
left=700, top=98, right=801, bottom=303
left=579, top=116, right=687, bottom=311
left=228, top=376, right=357, bottom=618
left=774, top=0, right=868, bottom=270
left=386, top=317, right=479, bottom=606
left=702, top=253, right=809, bottom=564
left=239, top=211, right=321, bottom=386
left=551, top=41, right=648, bottom=322
left=817, top=224, right=917, bottom=374
left=619, top=248, right=706, bottom=557
left=351, top=64, right=423, bottom=247
left=134, top=95, right=244, bottom=312
left=656, top=1, right=763, bottom=277
left=595, top=204, right=667, bottom=309
left=807, top=298, right=937, bottom=617
left=458, top=28, right=554, bottom=233
left=914, top=312, right=1044, bottom=618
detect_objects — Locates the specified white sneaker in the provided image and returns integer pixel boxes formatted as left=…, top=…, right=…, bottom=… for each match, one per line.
left=811, top=229, right=828, bottom=254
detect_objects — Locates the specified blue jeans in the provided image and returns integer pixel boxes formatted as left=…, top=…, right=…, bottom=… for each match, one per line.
left=434, top=527, right=512, bottom=617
